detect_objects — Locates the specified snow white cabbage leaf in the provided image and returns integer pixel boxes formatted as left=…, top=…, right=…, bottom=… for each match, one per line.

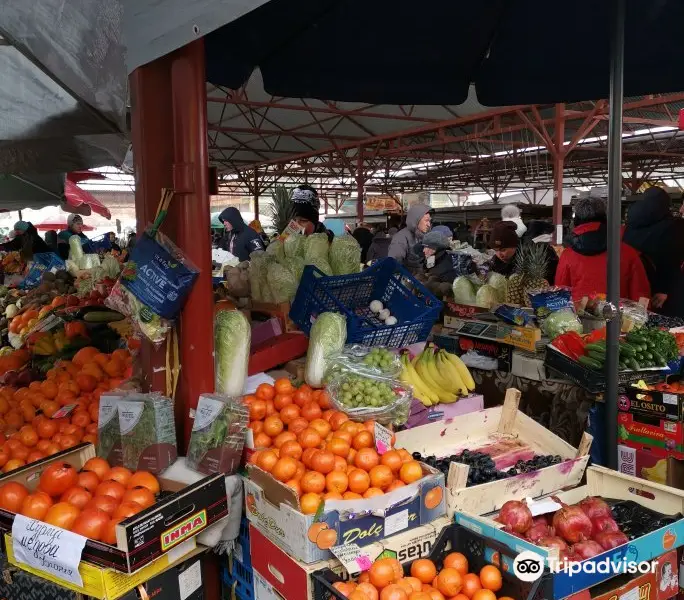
left=487, top=272, right=508, bottom=303
left=329, top=235, right=361, bottom=275
left=305, top=312, right=347, bottom=387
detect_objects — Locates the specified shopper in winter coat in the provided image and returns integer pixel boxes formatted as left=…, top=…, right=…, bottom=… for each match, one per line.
left=501, top=204, right=527, bottom=238
left=624, top=187, right=684, bottom=317
left=556, top=196, right=650, bottom=302
left=388, top=204, right=432, bottom=271
left=0, top=221, right=50, bottom=258
left=366, top=228, right=397, bottom=262
left=218, top=207, right=265, bottom=261
left=352, top=223, right=374, bottom=263
left=290, top=184, right=334, bottom=242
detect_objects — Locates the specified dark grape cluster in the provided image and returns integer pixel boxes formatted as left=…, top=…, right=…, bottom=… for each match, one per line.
left=411, top=450, right=563, bottom=487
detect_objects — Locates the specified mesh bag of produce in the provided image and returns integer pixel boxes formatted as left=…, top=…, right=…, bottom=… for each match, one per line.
left=326, top=368, right=412, bottom=426
left=186, top=393, right=249, bottom=475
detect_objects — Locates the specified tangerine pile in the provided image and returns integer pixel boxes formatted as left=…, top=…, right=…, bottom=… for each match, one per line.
left=0, top=346, right=132, bottom=472
left=0, top=457, right=159, bottom=543
left=247, top=379, right=428, bottom=515
left=332, top=554, right=513, bottom=600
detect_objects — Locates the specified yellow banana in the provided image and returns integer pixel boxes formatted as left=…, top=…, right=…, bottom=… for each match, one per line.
left=401, top=354, right=437, bottom=405
left=416, top=353, right=457, bottom=403
left=437, top=351, right=468, bottom=395
left=422, top=350, right=455, bottom=392
left=443, top=351, right=476, bottom=391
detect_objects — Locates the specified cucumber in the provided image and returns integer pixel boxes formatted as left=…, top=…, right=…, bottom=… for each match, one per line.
left=619, top=343, right=637, bottom=357
left=643, top=351, right=653, bottom=360
left=83, top=310, right=125, bottom=323
left=628, top=358, right=641, bottom=371
left=585, top=343, right=607, bottom=355
left=652, top=351, right=666, bottom=366
left=588, top=351, right=606, bottom=363
left=579, top=356, right=603, bottom=370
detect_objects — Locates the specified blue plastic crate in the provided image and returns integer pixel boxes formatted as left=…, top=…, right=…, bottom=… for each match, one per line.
left=290, top=258, right=442, bottom=347
left=221, top=518, right=254, bottom=600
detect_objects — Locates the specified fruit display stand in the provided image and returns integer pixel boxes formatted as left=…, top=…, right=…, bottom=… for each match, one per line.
left=0, top=443, right=228, bottom=573
left=394, top=389, right=592, bottom=516
left=455, top=465, right=684, bottom=599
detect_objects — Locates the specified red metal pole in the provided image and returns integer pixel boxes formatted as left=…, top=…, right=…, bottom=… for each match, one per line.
left=552, top=103, right=566, bottom=244
left=170, top=39, right=215, bottom=448
left=129, top=55, right=175, bottom=396
left=356, top=150, right=364, bottom=221
left=253, top=169, right=259, bottom=219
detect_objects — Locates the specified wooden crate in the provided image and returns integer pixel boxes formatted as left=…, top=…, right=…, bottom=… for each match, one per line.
left=394, top=388, right=592, bottom=516
left=250, top=300, right=298, bottom=333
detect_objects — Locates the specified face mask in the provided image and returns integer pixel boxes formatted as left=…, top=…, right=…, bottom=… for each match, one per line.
left=426, top=255, right=436, bottom=268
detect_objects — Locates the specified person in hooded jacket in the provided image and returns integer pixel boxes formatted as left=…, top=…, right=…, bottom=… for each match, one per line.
left=218, top=207, right=265, bottom=261
left=366, top=227, right=397, bottom=262
left=556, top=196, right=650, bottom=302
left=624, top=187, right=684, bottom=317
left=388, top=204, right=432, bottom=271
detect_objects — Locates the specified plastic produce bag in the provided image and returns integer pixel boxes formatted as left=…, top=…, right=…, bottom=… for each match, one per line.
left=325, top=345, right=402, bottom=381
left=304, top=312, right=347, bottom=387
left=529, top=287, right=582, bottom=340
left=329, top=235, right=361, bottom=275
left=187, top=394, right=249, bottom=475
left=326, top=370, right=412, bottom=426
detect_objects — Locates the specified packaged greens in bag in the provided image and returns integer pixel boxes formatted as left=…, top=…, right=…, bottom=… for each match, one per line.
left=187, top=394, right=249, bottom=475
left=97, top=392, right=129, bottom=467
left=118, top=394, right=177, bottom=474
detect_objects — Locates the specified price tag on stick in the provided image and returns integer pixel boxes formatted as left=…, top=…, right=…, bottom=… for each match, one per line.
left=374, top=422, right=393, bottom=455
left=12, top=514, right=87, bottom=587
left=330, top=543, right=372, bottom=574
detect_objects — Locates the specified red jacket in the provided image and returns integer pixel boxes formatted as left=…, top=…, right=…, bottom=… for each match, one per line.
left=556, top=222, right=651, bottom=302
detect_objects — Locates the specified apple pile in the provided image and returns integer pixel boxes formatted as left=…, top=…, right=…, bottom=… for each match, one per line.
left=496, top=497, right=628, bottom=563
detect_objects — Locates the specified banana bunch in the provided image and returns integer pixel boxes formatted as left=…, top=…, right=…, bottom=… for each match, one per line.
left=400, top=347, right=475, bottom=407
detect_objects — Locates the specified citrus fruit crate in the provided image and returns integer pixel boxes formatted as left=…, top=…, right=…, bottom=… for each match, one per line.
left=311, top=522, right=546, bottom=600
left=289, top=258, right=442, bottom=347
left=544, top=345, right=666, bottom=394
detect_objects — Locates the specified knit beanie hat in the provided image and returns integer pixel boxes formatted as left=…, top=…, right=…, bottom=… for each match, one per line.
left=489, top=221, right=519, bottom=250
left=291, top=185, right=320, bottom=224
left=422, top=231, right=451, bottom=250
left=67, top=214, right=83, bottom=228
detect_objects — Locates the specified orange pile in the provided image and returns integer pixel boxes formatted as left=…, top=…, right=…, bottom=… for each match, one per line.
left=247, top=380, right=431, bottom=515
left=0, top=347, right=132, bottom=472
left=0, top=457, right=159, bottom=543
left=331, top=554, right=513, bottom=600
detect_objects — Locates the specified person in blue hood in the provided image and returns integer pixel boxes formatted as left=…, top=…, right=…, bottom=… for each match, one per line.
left=218, top=207, right=265, bottom=261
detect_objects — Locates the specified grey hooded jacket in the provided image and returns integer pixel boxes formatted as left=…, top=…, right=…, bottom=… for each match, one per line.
left=388, top=204, right=431, bottom=270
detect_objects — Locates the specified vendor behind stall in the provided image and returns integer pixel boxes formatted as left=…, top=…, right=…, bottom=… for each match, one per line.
left=57, top=214, right=92, bottom=259
left=0, top=221, right=49, bottom=258
left=488, top=221, right=520, bottom=277
left=218, top=207, right=265, bottom=261
left=290, top=185, right=333, bottom=241
left=556, top=196, right=650, bottom=302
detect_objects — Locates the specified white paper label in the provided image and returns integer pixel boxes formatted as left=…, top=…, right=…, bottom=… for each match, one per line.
left=525, top=497, right=563, bottom=517
left=374, top=422, right=393, bottom=455
left=178, top=559, right=202, bottom=600
left=99, top=394, right=122, bottom=427
left=193, top=396, right=223, bottom=431
left=384, top=509, right=409, bottom=536
left=12, top=514, right=87, bottom=587
left=117, top=401, right=145, bottom=434
left=619, top=586, right=639, bottom=600
left=663, top=393, right=678, bottom=406
left=282, top=220, right=306, bottom=237
left=330, top=543, right=372, bottom=574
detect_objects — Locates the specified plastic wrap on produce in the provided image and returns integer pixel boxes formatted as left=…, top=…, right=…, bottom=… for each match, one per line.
left=325, top=345, right=402, bottom=381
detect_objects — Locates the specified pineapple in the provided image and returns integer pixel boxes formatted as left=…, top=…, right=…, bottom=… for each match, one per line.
left=268, top=185, right=294, bottom=234
left=505, top=243, right=550, bottom=306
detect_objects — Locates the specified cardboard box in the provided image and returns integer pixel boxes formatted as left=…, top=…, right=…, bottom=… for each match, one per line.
left=404, top=394, right=484, bottom=429
left=433, top=331, right=512, bottom=372
left=442, top=301, right=489, bottom=325
left=4, top=533, right=201, bottom=600
left=0, top=555, right=79, bottom=600
left=457, top=466, right=684, bottom=599
left=250, top=518, right=451, bottom=600
left=441, top=315, right=543, bottom=353
left=511, top=350, right=548, bottom=381
left=394, top=389, right=592, bottom=516
left=0, top=444, right=228, bottom=573
left=618, top=402, right=684, bottom=455
left=496, top=322, right=543, bottom=352
left=245, top=463, right=446, bottom=563
left=251, top=300, right=298, bottom=333
left=568, top=549, right=678, bottom=600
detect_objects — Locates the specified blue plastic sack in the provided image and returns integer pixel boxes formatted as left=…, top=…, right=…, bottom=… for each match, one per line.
left=19, top=253, right=65, bottom=290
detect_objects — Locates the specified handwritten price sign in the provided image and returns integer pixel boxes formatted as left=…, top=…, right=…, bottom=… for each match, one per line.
left=12, top=514, right=87, bottom=586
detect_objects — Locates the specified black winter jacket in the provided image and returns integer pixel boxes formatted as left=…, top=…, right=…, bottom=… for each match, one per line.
left=218, top=207, right=265, bottom=261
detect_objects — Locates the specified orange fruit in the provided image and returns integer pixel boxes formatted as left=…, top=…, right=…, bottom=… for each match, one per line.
left=348, top=469, right=371, bottom=494
left=370, top=558, right=400, bottom=589
left=298, top=428, right=322, bottom=449
left=355, top=448, right=380, bottom=471
left=369, top=465, right=394, bottom=490
left=411, top=559, right=438, bottom=584
left=309, top=418, right=331, bottom=439
left=325, top=471, right=348, bottom=494
left=380, top=450, right=403, bottom=473
left=399, top=461, right=423, bottom=484
left=273, top=431, right=297, bottom=448
left=273, top=394, right=293, bottom=411
left=280, top=440, right=303, bottom=460
left=478, top=566, right=502, bottom=592
left=311, top=450, right=335, bottom=474
left=253, top=432, right=273, bottom=449
left=274, top=378, right=294, bottom=395
left=300, top=492, right=322, bottom=515
left=301, top=471, right=326, bottom=494
left=435, top=569, right=462, bottom=597
left=271, top=457, right=298, bottom=482
left=255, top=383, right=275, bottom=401
left=280, top=404, right=301, bottom=425
left=343, top=491, right=362, bottom=500
left=363, top=487, right=384, bottom=498
left=263, top=415, right=284, bottom=438
left=471, top=591, right=496, bottom=600
left=256, top=450, right=279, bottom=472
left=444, top=552, right=469, bottom=576
left=352, top=430, right=374, bottom=450
left=460, top=574, right=482, bottom=599
left=289, top=417, right=310, bottom=435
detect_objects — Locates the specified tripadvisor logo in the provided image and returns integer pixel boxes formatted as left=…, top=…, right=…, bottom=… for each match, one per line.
left=513, top=551, right=544, bottom=582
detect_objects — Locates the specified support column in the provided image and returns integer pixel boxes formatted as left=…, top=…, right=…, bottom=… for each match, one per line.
left=170, top=39, right=214, bottom=449
left=356, top=150, right=364, bottom=221
left=553, top=103, right=566, bottom=244
left=129, top=54, right=175, bottom=395
left=253, top=169, right=259, bottom=218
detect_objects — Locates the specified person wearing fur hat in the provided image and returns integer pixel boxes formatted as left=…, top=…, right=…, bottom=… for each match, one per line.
left=501, top=204, right=527, bottom=238
left=290, top=185, right=333, bottom=242
left=556, top=196, right=650, bottom=302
